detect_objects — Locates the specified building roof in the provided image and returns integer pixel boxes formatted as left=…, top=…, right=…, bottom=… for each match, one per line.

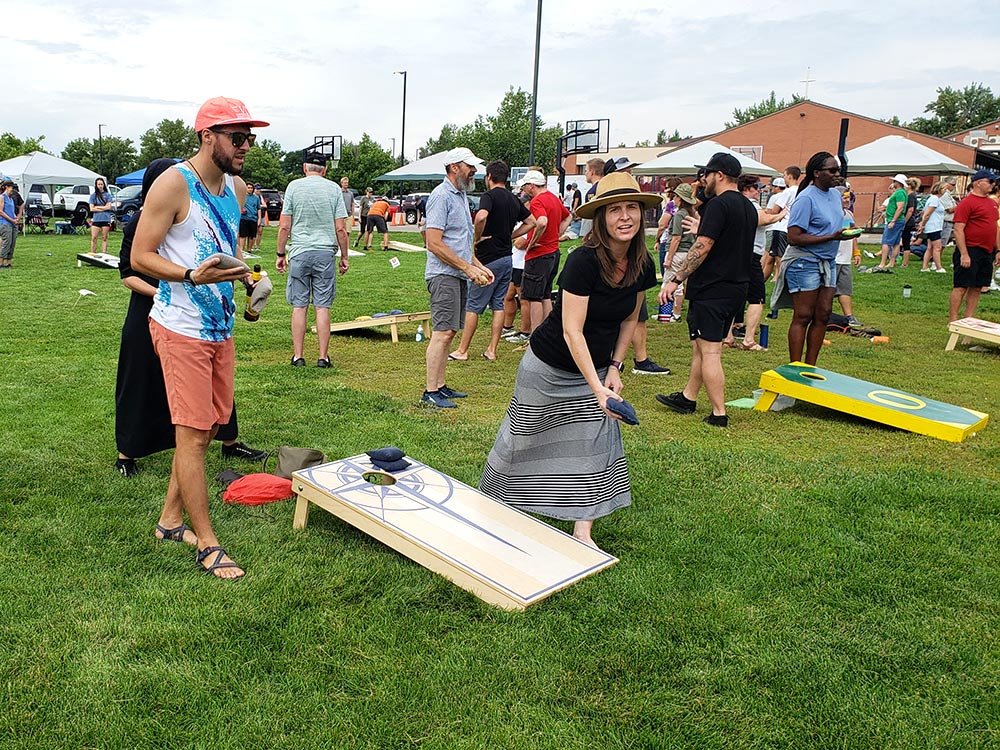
left=700, top=100, right=977, bottom=156
left=947, top=117, right=1000, bottom=143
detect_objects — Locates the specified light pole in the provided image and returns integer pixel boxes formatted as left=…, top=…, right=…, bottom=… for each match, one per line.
left=394, top=70, right=407, bottom=166
left=528, top=0, right=542, bottom=165
left=97, top=124, right=108, bottom=180
left=390, top=137, right=396, bottom=158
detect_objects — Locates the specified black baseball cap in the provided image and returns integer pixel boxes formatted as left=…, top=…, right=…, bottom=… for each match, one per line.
left=303, top=151, right=327, bottom=166
left=697, top=152, right=742, bottom=178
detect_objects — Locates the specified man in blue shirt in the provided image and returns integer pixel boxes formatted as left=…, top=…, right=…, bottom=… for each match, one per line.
left=422, top=147, right=493, bottom=408
left=0, top=179, right=18, bottom=269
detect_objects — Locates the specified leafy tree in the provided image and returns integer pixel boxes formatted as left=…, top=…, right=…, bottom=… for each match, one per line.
left=0, top=133, right=47, bottom=161
left=668, top=129, right=686, bottom=142
left=138, top=119, right=198, bottom=165
left=726, top=92, right=805, bottom=128
left=242, top=146, right=287, bottom=190
left=633, top=139, right=651, bottom=147
left=256, top=138, right=285, bottom=160
left=881, top=115, right=902, bottom=127
left=907, top=83, right=1000, bottom=137
left=61, top=136, right=138, bottom=181
left=336, top=134, right=397, bottom=192
left=656, top=129, right=668, bottom=145
left=418, top=88, right=563, bottom=173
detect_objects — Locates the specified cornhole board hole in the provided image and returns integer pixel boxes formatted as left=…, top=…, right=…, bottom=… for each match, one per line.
left=946, top=317, right=1000, bottom=351
left=76, top=253, right=119, bottom=269
left=754, top=362, right=988, bottom=443
left=311, top=311, right=431, bottom=343
left=386, top=240, right=426, bottom=253
left=292, top=455, right=618, bottom=610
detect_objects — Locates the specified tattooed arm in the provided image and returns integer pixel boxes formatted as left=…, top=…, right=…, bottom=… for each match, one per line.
left=658, top=235, right=715, bottom=303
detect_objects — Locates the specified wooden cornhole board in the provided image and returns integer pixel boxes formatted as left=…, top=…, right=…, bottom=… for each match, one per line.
left=311, top=311, right=431, bottom=343
left=292, top=455, right=618, bottom=610
left=755, top=362, right=988, bottom=443
left=386, top=240, right=426, bottom=253
left=76, top=252, right=119, bottom=269
left=946, top=317, right=1000, bottom=351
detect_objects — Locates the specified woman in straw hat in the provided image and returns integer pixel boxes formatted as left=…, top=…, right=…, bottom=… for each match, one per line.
left=480, top=173, right=660, bottom=550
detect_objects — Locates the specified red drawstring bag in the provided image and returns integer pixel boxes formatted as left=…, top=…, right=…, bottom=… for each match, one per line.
left=222, top=473, right=294, bottom=506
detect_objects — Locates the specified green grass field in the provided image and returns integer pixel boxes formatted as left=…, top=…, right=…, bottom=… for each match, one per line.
left=1, top=227, right=998, bottom=749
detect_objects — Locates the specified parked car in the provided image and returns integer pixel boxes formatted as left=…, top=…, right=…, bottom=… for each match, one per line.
left=259, top=188, right=283, bottom=222
left=26, top=183, right=53, bottom=212
left=113, top=184, right=143, bottom=223
left=54, top=183, right=120, bottom=217
left=400, top=192, right=430, bottom=224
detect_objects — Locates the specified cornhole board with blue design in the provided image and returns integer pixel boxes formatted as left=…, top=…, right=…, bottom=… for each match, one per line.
left=76, top=252, right=119, bottom=269
left=946, top=317, right=1000, bottom=351
left=755, top=362, right=988, bottom=443
left=292, top=455, right=618, bottom=610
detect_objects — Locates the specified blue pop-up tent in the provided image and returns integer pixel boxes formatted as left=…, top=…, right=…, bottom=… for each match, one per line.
left=116, top=158, right=182, bottom=186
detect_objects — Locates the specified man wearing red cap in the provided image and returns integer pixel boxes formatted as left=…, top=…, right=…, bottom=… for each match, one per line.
left=132, top=96, right=268, bottom=580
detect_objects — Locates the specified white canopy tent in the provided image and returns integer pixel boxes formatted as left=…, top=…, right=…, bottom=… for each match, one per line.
left=0, top=151, right=101, bottom=204
left=376, top=150, right=487, bottom=182
left=633, top=140, right=780, bottom=177
left=843, top=136, right=973, bottom=176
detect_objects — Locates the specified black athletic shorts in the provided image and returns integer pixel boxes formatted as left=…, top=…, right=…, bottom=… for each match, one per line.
left=92, top=220, right=111, bottom=228
left=953, top=247, right=995, bottom=289
left=366, top=214, right=388, bottom=233
left=239, top=219, right=258, bottom=238
left=768, top=230, right=788, bottom=258
left=521, top=252, right=560, bottom=301
left=747, top=255, right=766, bottom=305
left=687, top=295, right=742, bottom=342
left=638, top=297, right=649, bottom=322
left=511, top=267, right=523, bottom=286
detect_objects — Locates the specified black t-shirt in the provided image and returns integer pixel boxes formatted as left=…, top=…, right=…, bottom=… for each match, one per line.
left=685, top=189, right=758, bottom=301
left=904, top=193, right=918, bottom=228
left=475, top=187, right=531, bottom=265
left=571, top=188, right=582, bottom=212
left=118, top=212, right=157, bottom=288
left=530, top=245, right=657, bottom=373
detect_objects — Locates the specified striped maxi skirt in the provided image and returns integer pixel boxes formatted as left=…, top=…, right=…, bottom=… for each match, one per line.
left=479, top=347, right=632, bottom=521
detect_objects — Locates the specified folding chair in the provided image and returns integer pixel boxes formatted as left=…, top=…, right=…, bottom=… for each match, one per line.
left=24, top=203, right=51, bottom=234
left=68, top=212, right=90, bottom=235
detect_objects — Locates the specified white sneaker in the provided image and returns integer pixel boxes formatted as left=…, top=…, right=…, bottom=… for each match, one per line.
left=935, top=268, right=947, bottom=274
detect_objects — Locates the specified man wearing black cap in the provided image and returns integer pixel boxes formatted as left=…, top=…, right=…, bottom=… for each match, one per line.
left=656, top=153, right=758, bottom=427
left=949, top=169, right=1000, bottom=322
left=276, top=151, right=350, bottom=368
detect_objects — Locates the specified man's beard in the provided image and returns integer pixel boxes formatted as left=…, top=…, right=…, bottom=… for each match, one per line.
left=211, top=141, right=243, bottom=176
left=459, top=173, right=475, bottom=192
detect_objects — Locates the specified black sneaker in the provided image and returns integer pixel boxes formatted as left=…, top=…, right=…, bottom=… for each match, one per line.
left=317, top=357, right=332, bottom=368
left=291, top=357, right=306, bottom=367
left=439, top=384, right=467, bottom=399
left=655, top=391, right=696, bottom=414
left=221, top=442, right=269, bottom=462
left=421, top=390, right=457, bottom=408
left=115, top=458, right=139, bottom=478
left=632, top=358, right=670, bottom=375
left=703, top=413, right=729, bottom=428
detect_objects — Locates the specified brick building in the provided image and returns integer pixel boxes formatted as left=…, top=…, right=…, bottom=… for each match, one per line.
left=702, top=101, right=977, bottom=226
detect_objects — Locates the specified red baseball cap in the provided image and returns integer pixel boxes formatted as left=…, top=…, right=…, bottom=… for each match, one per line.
left=194, top=96, right=269, bottom=132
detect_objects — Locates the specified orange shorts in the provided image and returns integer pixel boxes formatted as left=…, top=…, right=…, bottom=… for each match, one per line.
left=149, top=319, right=235, bottom=431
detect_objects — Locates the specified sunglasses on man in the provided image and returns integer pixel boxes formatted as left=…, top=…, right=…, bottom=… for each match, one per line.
left=212, top=129, right=257, bottom=148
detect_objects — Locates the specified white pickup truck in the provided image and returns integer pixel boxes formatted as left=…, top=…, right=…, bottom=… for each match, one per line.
left=54, top=184, right=120, bottom=216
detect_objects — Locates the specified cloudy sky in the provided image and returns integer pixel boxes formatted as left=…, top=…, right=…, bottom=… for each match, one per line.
left=6, top=0, right=998, bottom=160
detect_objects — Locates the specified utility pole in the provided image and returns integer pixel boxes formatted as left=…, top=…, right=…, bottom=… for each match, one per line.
left=395, top=71, right=407, bottom=166
left=528, top=0, right=542, bottom=165
left=98, top=124, right=108, bottom=179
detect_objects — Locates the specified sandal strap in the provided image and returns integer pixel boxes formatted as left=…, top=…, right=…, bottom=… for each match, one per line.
left=197, top=545, right=226, bottom=565
left=156, top=522, right=192, bottom=542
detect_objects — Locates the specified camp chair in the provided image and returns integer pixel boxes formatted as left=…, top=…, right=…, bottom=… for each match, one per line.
left=67, top=212, right=90, bottom=235
left=24, top=203, right=51, bottom=234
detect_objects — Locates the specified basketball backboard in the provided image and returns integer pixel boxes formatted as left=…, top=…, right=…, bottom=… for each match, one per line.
left=563, top=119, right=609, bottom=156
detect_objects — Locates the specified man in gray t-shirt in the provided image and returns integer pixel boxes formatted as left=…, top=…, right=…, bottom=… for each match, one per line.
left=421, top=147, right=492, bottom=408
left=340, top=176, right=355, bottom=234
left=276, top=152, right=349, bottom=368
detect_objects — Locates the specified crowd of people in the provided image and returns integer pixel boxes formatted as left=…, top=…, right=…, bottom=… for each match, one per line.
left=93, top=93, right=1000, bottom=573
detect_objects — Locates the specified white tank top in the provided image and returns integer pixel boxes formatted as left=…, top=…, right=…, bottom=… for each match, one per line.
left=150, top=163, right=240, bottom=341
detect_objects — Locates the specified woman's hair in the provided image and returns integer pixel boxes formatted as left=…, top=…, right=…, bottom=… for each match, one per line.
left=906, top=178, right=920, bottom=190
left=94, top=177, right=107, bottom=195
left=797, top=151, right=835, bottom=193
left=587, top=202, right=650, bottom=287
left=930, top=181, right=944, bottom=196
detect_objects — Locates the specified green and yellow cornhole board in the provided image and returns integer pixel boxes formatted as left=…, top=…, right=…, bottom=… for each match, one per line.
left=755, top=363, right=988, bottom=443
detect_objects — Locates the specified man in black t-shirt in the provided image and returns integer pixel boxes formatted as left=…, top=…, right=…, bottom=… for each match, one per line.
left=448, top=160, right=536, bottom=362
left=656, top=152, right=757, bottom=428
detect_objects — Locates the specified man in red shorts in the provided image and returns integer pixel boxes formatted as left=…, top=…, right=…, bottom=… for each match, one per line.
left=133, top=96, right=267, bottom=579
left=950, top=170, right=1000, bottom=322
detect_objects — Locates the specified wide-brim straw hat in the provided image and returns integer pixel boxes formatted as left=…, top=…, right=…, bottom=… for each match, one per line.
left=575, top=172, right=662, bottom=219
